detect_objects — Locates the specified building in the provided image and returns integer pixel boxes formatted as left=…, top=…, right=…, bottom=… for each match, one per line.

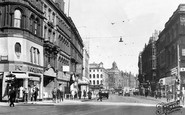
left=156, top=4, right=185, bottom=98
left=0, top=0, right=44, bottom=101
left=89, top=62, right=108, bottom=93
left=138, top=30, right=158, bottom=95
left=42, top=0, right=84, bottom=99
left=0, top=0, right=84, bottom=101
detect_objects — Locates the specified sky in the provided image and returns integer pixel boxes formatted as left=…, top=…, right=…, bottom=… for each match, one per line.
left=63, top=0, right=184, bottom=75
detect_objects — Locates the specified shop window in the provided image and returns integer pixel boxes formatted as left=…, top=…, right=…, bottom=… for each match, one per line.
left=14, top=10, right=22, bottom=28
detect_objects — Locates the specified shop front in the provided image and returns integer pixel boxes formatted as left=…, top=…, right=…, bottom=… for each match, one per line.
left=57, top=71, right=70, bottom=98
left=0, top=64, right=43, bottom=101
left=43, top=67, right=56, bottom=100
left=78, top=77, right=90, bottom=92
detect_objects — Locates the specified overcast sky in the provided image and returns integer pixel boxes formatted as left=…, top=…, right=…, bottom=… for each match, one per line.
left=63, top=0, right=184, bottom=75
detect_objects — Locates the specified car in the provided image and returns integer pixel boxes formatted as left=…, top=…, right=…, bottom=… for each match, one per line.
left=100, top=90, right=109, bottom=99
left=124, top=90, right=130, bottom=96
left=118, top=90, right=123, bottom=96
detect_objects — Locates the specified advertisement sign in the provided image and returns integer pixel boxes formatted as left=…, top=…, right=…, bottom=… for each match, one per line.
left=63, top=66, right=69, bottom=72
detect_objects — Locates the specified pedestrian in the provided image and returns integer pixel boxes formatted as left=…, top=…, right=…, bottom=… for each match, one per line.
left=30, top=85, right=34, bottom=102
left=88, top=90, right=92, bottom=99
left=97, top=90, right=102, bottom=101
left=57, top=88, right=61, bottom=103
left=166, top=90, right=171, bottom=102
left=8, top=87, right=16, bottom=107
left=34, top=85, right=39, bottom=102
left=83, top=90, right=86, bottom=99
left=182, top=88, right=185, bottom=105
left=60, top=88, right=64, bottom=102
left=52, top=87, right=57, bottom=103
left=23, top=87, right=28, bottom=103
left=78, top=90, right=82, bottom=99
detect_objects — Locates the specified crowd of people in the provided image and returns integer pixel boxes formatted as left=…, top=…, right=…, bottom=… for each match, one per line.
left=8, top=84, right=39, bottom=107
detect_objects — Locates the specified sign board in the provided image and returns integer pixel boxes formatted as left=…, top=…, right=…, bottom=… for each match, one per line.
left=171, top=67, right=177, bottom=75
left=63, top=66, right=69, bottom=72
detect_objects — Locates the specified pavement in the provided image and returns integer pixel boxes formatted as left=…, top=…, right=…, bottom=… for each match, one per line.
left=0, top=96, right=185, bottom=108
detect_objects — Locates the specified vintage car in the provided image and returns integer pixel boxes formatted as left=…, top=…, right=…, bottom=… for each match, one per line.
left=100, top=90, right=109, bottom=99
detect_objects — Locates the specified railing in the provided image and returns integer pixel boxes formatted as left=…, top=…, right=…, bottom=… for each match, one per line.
left=156, top=100, right=182, bottom=115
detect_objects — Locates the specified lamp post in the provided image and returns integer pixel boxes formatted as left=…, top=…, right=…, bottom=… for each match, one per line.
left=5, top=72, right=16, bottom=89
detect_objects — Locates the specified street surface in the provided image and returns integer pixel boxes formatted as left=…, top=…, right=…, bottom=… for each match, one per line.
left=0, top=94, right=184, bottom=115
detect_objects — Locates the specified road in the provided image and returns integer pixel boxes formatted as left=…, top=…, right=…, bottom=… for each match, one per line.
left=0, top=94, right=184, bottom=115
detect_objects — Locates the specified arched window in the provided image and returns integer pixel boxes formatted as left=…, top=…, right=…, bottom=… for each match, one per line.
left=14, top=10, right=22, bottom=28
left=15, top=42, right=21, bottom=58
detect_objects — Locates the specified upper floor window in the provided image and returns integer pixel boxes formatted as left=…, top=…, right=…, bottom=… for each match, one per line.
left=93, top=74, right=95, bottom=78
left=89, top=74, right=91, bottom=78
left=15, top=42, right=21, bottom=58
left=30, top=47, right=40, bottom=65
left=97, top=74, right=99, bottom=78
left=14, top=10, right=21, bottom=28
left=101, top=74, right=103, bottom=78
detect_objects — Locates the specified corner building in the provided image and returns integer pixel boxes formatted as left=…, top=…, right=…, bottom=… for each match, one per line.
left=156, top=4, right=185, bottom=98
left=0, top=0, right=44, bottom=101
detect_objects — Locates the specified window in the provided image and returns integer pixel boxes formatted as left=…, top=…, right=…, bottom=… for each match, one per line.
left=93, top=74, right=95, bottom=78
left=34, top=20, right=38, bottom=34
left=97, top=74, right=99, bottom=78
left=93, top=80, right=95, bottom=85
left=93, top=69, right=95, bottom=72
left=14, top=10, right=21, bottom=28
left=97, top=80, right=99, bottom=85
left=30, top=47, right=40, bottom=65
left=89, top=70, right=91, bottom=72
left=15, top=42, right=21, bottom=58
left=89, top=74, right=91, bottom=78
left=101, top=80, right=103, bottom=84
left=90, top=80, right=92, bottom=85
left=97, top=69, right=99, bottom=72
left=101, top=74, right=103, bottom=78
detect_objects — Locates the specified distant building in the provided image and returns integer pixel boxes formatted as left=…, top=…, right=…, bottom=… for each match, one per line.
left=138, top=30, right=158, bottom=94
left=89, top=62, right=108, bottom=92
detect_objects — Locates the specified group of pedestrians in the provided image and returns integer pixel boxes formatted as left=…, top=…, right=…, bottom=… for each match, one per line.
left=8, top=85, right=39, bottom=107
left=71, top=90, right=92, bottom=100
left=52, top=87, right=64, bottom=103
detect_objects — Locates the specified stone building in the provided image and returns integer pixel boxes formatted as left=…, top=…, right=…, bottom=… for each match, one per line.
left=0, top=0, right=44, bottom=101
left=156, top=4, right=185, bottom=98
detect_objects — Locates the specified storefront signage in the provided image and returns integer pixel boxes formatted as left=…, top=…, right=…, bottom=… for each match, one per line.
left=28, top=66, right=43, bottom=74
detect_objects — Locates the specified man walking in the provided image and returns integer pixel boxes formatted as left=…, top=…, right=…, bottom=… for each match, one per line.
left=9, top=87, right=16, bottom=107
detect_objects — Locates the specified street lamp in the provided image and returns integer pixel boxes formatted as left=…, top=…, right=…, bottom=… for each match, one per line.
left=5, top=72, right=16, bottom=88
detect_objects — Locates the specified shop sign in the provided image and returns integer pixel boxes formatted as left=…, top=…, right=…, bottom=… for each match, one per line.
left=28, top=66, right=43, bottom=74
